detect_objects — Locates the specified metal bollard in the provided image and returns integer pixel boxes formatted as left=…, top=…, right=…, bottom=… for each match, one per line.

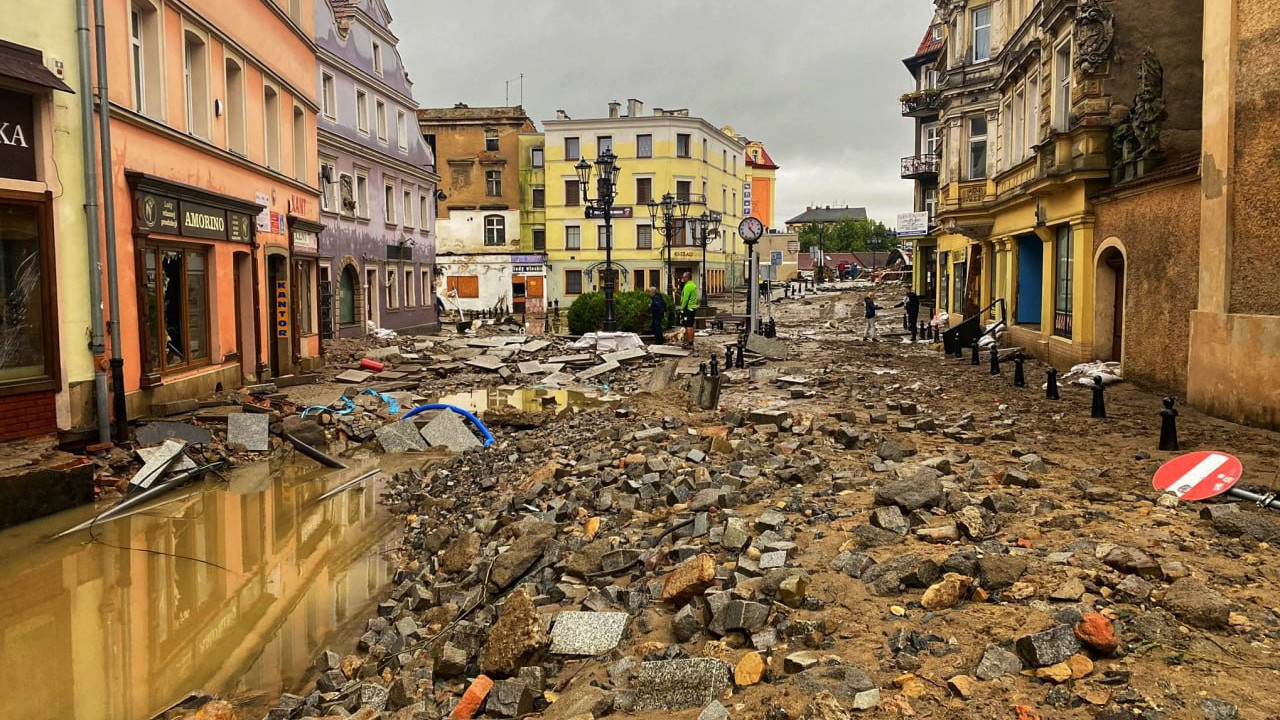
left=1159, top=396, right=1180, bottom=451
left=990, top=347, right=1001, bottom=375
left=1013, top=356, right=1026, bottom=387
left=1046, top=367, right=1060, bottom=400
left=1091, top=376, right=1107, bottom=419
left=736, top=336, right=746, bottom=369
left=698, top=362, right=707, bottom=377
left=725, top=344, right=735, bottom=368
left=971, top=339, right=981, bottom=366
left=709, top=354, right=719, bottom=377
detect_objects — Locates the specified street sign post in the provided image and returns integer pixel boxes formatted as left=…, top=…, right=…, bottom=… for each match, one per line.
left=585, top=207, right=634, bottom=219
left=1152, top=451, right=1280, bottom=509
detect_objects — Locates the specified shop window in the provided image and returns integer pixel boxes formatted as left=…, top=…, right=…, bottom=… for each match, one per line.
left=1054, top=225, right=1074, bottom=337
left=141, top=246, right=210, bottom=373
left=0, top=202, right=53, bottom=386
left=338, top=264, right=358, bottom=325
left=565, top=270, right=583, bottom=295
left=296, top=260, right=314, bottom=334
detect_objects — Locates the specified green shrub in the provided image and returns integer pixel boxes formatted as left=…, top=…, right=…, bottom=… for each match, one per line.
left=567, top=290, right=657, bottom=335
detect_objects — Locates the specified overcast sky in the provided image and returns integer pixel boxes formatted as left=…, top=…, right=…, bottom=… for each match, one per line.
left=391, top=0, right=935, bottom=230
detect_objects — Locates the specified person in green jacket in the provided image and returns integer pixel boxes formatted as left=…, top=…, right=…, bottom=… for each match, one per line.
left=678, top=271, right=698, bottom=348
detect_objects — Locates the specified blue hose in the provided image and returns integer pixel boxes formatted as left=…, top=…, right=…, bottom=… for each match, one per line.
left=401, top=403, right=495, bottom=448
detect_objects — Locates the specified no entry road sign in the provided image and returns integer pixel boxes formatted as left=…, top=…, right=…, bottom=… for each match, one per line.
left=1152, top=451, right=1242, bottom=501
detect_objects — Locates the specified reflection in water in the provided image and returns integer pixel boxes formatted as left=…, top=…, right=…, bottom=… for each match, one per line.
left=0, top=459, right=400, bottom=720
left=433, top=386, right=608, bottom=414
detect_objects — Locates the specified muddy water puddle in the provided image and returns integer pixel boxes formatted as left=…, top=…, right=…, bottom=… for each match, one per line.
left=0, top=457, right=414, bottom=720
left=433, top=386, right=613, bottom=414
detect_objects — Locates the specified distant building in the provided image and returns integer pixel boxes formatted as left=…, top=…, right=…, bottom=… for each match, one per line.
left=900, top=18, right=944, bottom=310
left=417, top=105, right=539, bottom=317
left=783, top=206, right=868, bottom=233
left=743, top=139, right=779, bottom=229
left=316, top=0, right=439, bottom=339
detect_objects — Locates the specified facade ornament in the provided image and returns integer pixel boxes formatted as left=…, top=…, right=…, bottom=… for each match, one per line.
left=1111, top=50, right=1168, bottom=181
left=1074, top=0, right=1115, bottom=74
left=933, top=0, right=966, bottom=24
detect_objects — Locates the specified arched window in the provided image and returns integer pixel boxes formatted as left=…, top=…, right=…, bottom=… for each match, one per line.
left=483, top=215, right=506, bottom=246
left=338, top=265, right=358, bottom=325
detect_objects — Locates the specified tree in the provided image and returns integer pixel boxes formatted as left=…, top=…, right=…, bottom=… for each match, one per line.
left=798, top=218, right=898, bottom=254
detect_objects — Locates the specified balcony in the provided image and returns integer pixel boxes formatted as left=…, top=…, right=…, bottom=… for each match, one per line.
left=900, top=154, right=939, bottom=180
left=900, top=89, right=941, bottom=117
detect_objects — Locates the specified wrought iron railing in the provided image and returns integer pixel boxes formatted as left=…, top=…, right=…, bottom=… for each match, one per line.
left=900, top=90, right=942, bottom=115
left=900, top=154, right=940, bottom=178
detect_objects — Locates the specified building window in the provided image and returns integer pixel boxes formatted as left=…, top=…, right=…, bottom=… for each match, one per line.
left=295, top=259, right=313, bottom=333
left=637, top=134, right=652, bottom=158
left=419, top=195, right=429, bottom=230
left=722, top=187, right=727, bottom=213
left=598, top=136, right=613, bottom=155
left=321, top=72, right=336, bottom=119
left=140, top=246, right=209, bottom=373
left=1053, top=225, right=1074, bottom=338
left=532, top=187, right=545, bottom=208
left=486, top=170, right=502, bottom=197
left=447, top=275, right=479, bottom=299
left=224, top=58, right=246, bottom=154
left=531, top=147, right=544, bottom=167
left=0, top=202, right=53, bottom=386
left=722, top=149, right=727, bottom=169
left=355, top=171, right=369, bottom=218
left=702, top=138, right=708, bottom=161
left=649, top=269, right=661, bottom=289
left=387, top=270, right=398, bottom=309
left=1026, top=73, right=1041, bottom=150
left=932, top=24, right=943, bottom=41
left=397, top=110, right=407, bottom=150
left=676, top=134, right=691, bottom=158
left=972, top=6, right=992, bottom=62
left=288, top=0, right=302, bottom=22
left=183, top=30, right=209, bottom=138
left=923, top=124, right=940, bottom=155
left=732, top=155, right=737, bottom=176
left=565, top=136, right=580, bottom=160
left=375, top=98, right=387, bottom=141
left=597, top=226, right=610, bottom=250
left=967, top=116, right=988, bottom=180
left=533, top=228, right=546, bottom=250
left=403, top=189, right=413, bottom=228
left=484, top=215, right=506, bottom=246
left=338, top=265, right=358, bottom=325
left=633, top=269, right=645, bottom=289
left=372, top=41, right=383, bottom=75
left=637, top=224, right=653, bottom=249
left=565, top=179, right=580, bottom=207
left=384, top=180, right=397, bottom=224
left=1054, top=41, right=1072, bottom=132
left=675, top=180, right=692, bottom=202
left=263, top=85, right=281, bottom=170
left=356, top=89, right=368, bottom=134
left=320, top=160, right=337, bottom=211
left=565, top=270, right=583, bottom=295
left=924, top=187, right=937, bottom=220
left=293, top=106, right=307, bottom=182
left=131, top=2, right=162, bottom=117
left=485, top=128, right=499, bottom=152
left=421, top=270, right=431, bottom=306
left=565, top=226, right=581, bottom=250
left=636, top=177, right=652, bottom=204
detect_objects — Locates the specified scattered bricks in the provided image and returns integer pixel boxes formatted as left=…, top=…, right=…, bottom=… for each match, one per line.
left=735, top=651, right=766, bottom=686
left=673, top=604, right=705, bottom=642
left=876, top=438, right=917, bottom=462
left=434, top=643, right=469, bottom=678
left=1100, top=545, right=1162, bottom=579
left=722, top=599, right=771, bottom=632
left=874, top=467, right=943, bottom=510
left=1015, top=625, right=1081, bottom=667
left=1200, top=502, right=1280, bottom=543
left=602, top=548, right=644, bottom=573
left=758, top=550, right=788, bottom=569
left=861, top=554, right=940, bottom=596
left=947, top=675, right=975, bottom=699
left=779, top=575, right=809, bottom=607
left=975, top=645, right=1024, bottom=680
left=487, top=680, right=535, bottom=718
left=755, top=509, right=787, bottom=532
left=721, top=517, right=750, bottom=550
left=150, top=398, right=200, bottom=417
left=661, top=554, right=717, bottom=603
left=999, top=469, right=1040, bottom=488
left=450, top=675, right=495, bottom=719
left=227, top=412, right=271, bottom=452
left=631, top=658, right=733, bottom=711
left=1074, top=613, right=1118, bottom=655
left=920, top=573, right=973, bottom=611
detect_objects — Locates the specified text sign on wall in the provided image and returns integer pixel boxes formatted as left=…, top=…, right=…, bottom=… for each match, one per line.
left=292, top=229, right=318, bottom=253
left=135, top=192, right=181, bottom=234
left=181, top=202, right=228, bottom=240
left=742, top=183, right=752, bottom=216
left=896, top=211, right=930, bottom=237
left=275, top=280, right=289, bottom=338
left=0, top=88, right=36, bottom=181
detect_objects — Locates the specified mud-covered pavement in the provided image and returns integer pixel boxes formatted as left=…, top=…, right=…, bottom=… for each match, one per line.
left=187, top=285, right=1280, bottom=720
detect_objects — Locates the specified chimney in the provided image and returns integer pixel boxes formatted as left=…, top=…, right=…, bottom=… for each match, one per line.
left=652, top=107, right=664, bottom=116
left=627, top=98, right=643, bottom=117
left=555, top=109, right=569, bottom=120
left=608, top=102, right=621, bottom=118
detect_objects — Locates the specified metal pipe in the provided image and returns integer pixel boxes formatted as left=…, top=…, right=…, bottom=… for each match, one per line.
left=92, top=0, right=128, bottom=441
left=1227, top=487, right=1280, bottom=511
left=75, top=0, right=110, bottom=444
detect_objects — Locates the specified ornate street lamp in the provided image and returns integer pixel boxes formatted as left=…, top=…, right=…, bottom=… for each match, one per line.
left=577, top=151, right=621, bottom=331
left=692, top=210, right=722, bottom=308
left=647, top=192, right=692, bottom=304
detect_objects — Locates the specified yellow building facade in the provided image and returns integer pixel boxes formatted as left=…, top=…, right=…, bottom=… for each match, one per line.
left=542, top=101, right=747, bottom=305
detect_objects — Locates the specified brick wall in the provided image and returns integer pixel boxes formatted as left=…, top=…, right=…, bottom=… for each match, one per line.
left=0, top=391, right=57, bottom=441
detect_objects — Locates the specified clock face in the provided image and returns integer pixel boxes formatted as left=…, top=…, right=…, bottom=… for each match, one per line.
left=738, top=216, right=764, bottom=241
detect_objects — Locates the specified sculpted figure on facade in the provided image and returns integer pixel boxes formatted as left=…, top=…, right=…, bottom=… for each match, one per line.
left=1074, top=0, right=1115, bottom=75
left=933, top=0, right=966, bottom=25
left=1112, top=49, right=1168, bottom=180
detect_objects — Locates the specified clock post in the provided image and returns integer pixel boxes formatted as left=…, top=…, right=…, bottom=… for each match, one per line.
left=738, top=217, right=764, bottom=334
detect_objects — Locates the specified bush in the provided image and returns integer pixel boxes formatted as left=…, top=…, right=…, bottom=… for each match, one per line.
left=567, top=291, right=657, bottom=335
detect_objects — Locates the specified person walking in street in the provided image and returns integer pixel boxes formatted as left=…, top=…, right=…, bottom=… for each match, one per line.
left=647, top=287, right=667, bottom=345
left=893, top=290, right=921, bottom=335
left=862, top=292, right=883, bottom=341
left=679, top=271, right=699, bottom=348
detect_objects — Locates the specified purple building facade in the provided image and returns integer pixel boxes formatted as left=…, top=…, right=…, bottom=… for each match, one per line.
left=315, top=0, right=439, bottom=339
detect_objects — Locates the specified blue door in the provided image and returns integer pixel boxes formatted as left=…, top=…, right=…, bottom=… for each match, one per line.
left=1016, top=236, right=1043, bottom=325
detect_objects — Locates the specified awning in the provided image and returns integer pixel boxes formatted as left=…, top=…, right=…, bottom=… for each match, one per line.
left=0, top=40, right=74, bottom=94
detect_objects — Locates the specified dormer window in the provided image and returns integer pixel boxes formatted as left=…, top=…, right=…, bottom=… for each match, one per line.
left=372, top=41, right=383, bottom=75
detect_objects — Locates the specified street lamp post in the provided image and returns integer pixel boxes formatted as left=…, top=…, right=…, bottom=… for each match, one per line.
left=576, top=151, right=621, bottom=331
left=692, top=211, right=722, bottom=309
left=647, top=192, right=692, bottom=310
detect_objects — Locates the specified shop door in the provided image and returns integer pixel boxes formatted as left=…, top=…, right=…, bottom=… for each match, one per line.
left=267, top=255, right=291, bottom=377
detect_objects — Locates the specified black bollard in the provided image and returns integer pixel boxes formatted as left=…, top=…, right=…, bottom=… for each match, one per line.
left=709, top=355, right=719, bottom=377
left=1159, top=397, right=1180, bottom=451
left=1091, top=376, right=1107, bottom=418
left=971, top=339, right=981, bottom=366
left=990, top=347, right=1001, bottom=375
left=736, top=336, right=746, bottom=369
left=1013, top=356, right=1026, bottom=387
left=698, top=362, right=707, bottom=376
left=725, top=345, right=734, bottom=368
left=1046, top=367, right=1060, bottom=400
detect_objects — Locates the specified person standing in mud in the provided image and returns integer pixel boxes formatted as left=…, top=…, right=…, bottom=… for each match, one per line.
left=862, top=292, right=883, bottom=341
left=679, top=271, right=698, bottom=348
left=647, top=287, right=667, bottom=345
left=893, top=290, right=920, bottom=333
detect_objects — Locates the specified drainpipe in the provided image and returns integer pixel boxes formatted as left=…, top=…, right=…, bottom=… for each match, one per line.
left=75, top=0, right=109, bottom=444
left=91, top=0, right=128, bottom=441
left=251, top=233, right=265, bottom=382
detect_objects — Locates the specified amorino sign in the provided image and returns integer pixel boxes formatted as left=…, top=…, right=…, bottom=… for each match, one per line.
left=135, top=190, right=254, bottom=243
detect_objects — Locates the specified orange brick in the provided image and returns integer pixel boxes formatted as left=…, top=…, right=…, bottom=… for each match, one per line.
left=661, top=553, right=717, bottom=603
left=450, top=675, right=494, bottom=719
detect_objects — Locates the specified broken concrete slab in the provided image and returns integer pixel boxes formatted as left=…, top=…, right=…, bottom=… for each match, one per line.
left=548, top=611, right=630, bottom=656
left=650, top=345, right=692, bottom=357
left=548, top=354, right=594, bottom=365
left=130, top=439, right=187, bottom=488
left=646, top=360, right=680, bottom=393
left=517, top=361, right=544, bottom=375
left=519, top=340, right=551, bottom=354
left=602, top=347, right=648, bottom=364
left=135, top=421, right=214, bottom=447
left=336, top=369, right=373, bottom=383
left=227, top=413, right=271, bottom=452
left=464, top=355, right=507, bottom=371
left=419, top=411, right=482, bottom=452
left=631, top=658, right=732, bottom=711
left=136, top=445, right=197, bottom=472
left=745, top=333, right=789, bottom=360
left=376, top=421, right=429, bottom=453
left=578, top=360, right=621, bottom=380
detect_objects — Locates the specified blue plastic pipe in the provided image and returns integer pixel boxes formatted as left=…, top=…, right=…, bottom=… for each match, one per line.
left=401, top=403, right=495, bottom=448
